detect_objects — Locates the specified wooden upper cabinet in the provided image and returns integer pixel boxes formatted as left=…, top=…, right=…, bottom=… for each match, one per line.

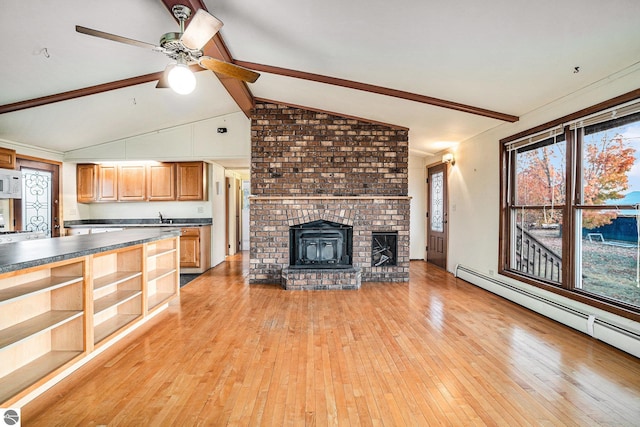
left=147, top=163, right=176, bottom=201
left=76, top=161, right=205, bottom=202
left=98, top=165, right=118, bottom=202
left=118, top=164, right=146, bottom=201
left=77, top=164, right=98, bottom=203
left=177, top=162, right=205, bottom=201
left=0, top=147, right=16, bottom=169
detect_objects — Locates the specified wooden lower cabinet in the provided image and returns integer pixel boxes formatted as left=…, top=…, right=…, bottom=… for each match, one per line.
left=180, top=226, right=211, bottom=273
left=0, top=236, right=179, bottom=406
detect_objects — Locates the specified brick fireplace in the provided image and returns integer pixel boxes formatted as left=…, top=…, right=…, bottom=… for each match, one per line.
left=249, top=102, right=410, bottom=289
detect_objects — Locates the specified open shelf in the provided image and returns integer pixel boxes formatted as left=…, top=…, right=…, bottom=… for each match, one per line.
left=0, top=350, right=82, bottom=403
left=147, top=247, right=177, bottom=259
left=94, top=290, right=142, bottom=315
left=147, top=268, right=176, bottom=282
left=94, top=314, right=140, bottom=344
left=146, top=236, right=178, bottom=314
left=147, top=292, right=174, bottom=311
left=0, top=311, right=83, bottom=350
left=0, top=276, right=83, bottom=305
left=91, top=246, right=143, bottom=345
left=93, top=271, right=142, bottom=291
left=0, top=234, right=179, bottom=405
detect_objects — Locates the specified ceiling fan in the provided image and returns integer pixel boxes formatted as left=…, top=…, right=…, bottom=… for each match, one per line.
left=76, top=5, right=259, bottom=94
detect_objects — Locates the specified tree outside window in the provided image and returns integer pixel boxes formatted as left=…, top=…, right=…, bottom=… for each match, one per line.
left=501, top=99, right=640, bottom=315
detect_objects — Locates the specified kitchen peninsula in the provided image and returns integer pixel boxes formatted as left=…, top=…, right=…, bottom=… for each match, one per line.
left=65, top=218, right=212, bottom=273
left=0, top=228, right=180, bottom=406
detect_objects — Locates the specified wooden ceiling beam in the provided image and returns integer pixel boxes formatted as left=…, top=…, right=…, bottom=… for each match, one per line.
left=0, top=71, right=167, bottom=115
left=236, top=61, right=519, bottom=123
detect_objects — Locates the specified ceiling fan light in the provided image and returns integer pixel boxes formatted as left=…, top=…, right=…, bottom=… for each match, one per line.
left=167, top=63, right=196, bottom=95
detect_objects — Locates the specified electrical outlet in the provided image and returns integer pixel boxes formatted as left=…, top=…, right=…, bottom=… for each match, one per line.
left=197, top=206, right=204, bottom=214
left=489, top=269, right=494, bottom=276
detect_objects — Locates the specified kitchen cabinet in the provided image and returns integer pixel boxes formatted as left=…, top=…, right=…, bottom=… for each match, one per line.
left=180, top=225, right=211, bottom=273
left=180, top=228, right=200, bottom=268
left=0, top=258, right=85, bottom=404
left=76, top=164, right=97, bottom=202
left=91, top=246, right=143, bottom=346
left=98, top=164, right=118, bottom=202
left=147, top=163, right=175, bottom=201
left=177, top=162, right=205, bottom=201
left=146, top=238, right=179, bottom=311
left=0, top=147, right=16, bottom=169
left=0, top=231, right=179, bottom=405
left=118, top=164, right=146, bottom=201
left=76, top=161, right=205, bottom=202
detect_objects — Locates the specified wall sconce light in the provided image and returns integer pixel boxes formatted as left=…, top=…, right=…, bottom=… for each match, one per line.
left=442, top=152, right=455, bottom=166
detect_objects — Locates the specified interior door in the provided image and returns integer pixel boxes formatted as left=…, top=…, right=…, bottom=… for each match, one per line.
left=427, top=163, right=448, bottom=269
left=14, top=157, right=61, bottom=237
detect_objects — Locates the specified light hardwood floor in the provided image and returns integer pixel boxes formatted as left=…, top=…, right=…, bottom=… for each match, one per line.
left=25, top=253, right=640, bottom=426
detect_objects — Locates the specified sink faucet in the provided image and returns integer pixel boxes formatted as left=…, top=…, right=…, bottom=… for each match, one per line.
left=158, top=212, right=164, bottom=224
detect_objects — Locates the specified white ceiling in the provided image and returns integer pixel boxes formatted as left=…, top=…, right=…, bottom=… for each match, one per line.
left=1, top=0, right=639, bottom=162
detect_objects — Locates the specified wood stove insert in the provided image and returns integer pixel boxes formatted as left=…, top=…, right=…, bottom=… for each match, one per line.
left=289, top=220, right=353, bottom=269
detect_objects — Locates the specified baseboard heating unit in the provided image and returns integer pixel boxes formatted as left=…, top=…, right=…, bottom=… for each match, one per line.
left=454, top=264, right=640, bottom=358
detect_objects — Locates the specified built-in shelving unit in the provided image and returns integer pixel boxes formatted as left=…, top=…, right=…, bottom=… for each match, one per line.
left=0, top=232, right=180, bottom=406
left=146, top=239, right=178, bottom=312
left=0, top=259, right=85, bottom=404
left=91, top=246, right=143, bottom=345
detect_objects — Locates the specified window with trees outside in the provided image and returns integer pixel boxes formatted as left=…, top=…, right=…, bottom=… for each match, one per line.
left=500, top=92, right=640, bottom=318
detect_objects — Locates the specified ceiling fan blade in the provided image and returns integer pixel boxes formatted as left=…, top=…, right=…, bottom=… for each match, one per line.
left=200, top=57, right=260, bottom=83
left=76, top=25, right=159, bottom=51
left=180, top=9, right=223, bottom=50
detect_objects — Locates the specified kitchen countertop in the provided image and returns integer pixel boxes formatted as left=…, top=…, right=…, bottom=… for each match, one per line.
left=64, top=218, right=212, bottom=228
left=0, top=228, right=180, bottom=274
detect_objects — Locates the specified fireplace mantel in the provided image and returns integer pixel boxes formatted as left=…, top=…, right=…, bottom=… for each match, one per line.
left=250, top=196, right=412, bottom=201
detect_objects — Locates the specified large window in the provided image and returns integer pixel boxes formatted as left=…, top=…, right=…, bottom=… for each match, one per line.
left=500, top=92, right=640, bottom=318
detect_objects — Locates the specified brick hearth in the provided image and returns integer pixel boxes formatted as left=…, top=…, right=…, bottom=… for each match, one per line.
left=249, top=102, right=410, bottom=289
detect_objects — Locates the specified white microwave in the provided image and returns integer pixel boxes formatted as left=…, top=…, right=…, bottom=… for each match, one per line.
left=0, top=168, right=22, bottom=199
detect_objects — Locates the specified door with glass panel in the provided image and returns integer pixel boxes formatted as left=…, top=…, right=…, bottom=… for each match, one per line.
left=427, top=163, right=448, bottom=269
left=14, top=158, right=60, bottom=237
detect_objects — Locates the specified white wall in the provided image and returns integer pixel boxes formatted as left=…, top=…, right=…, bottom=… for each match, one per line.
left=408, top=153, right=427, bottom=259
left=64, top=111, right=250, bottom=163
left=209, top=162, right=228, bottom=267
left=447, top=65, right=640, bottom=355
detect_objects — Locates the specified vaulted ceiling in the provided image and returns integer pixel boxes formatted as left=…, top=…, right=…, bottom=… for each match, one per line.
left=1, top=0, right=639, bottom=162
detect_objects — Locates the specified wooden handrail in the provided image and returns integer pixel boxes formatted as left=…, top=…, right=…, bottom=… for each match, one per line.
left=515, top=225, right=562, bottom=283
